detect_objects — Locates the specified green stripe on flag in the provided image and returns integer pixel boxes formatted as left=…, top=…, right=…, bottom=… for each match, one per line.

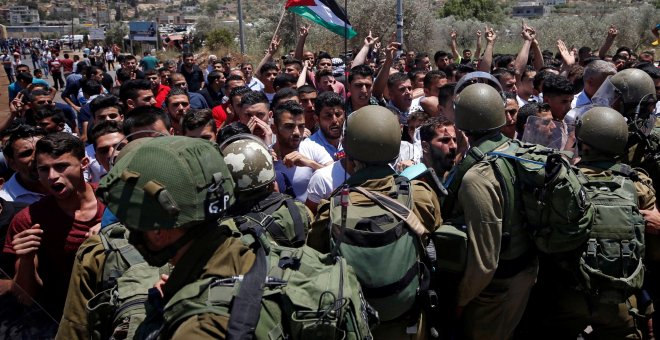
left=289, top=6, right=357, bottom=39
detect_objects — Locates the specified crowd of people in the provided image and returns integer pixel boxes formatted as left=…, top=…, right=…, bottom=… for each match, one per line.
left=0, top=20, right=658, bottom=340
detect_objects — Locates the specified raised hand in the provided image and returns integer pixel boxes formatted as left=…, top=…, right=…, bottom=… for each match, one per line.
left=557, top=39, right=575, bottom=66
left=299, top=24, right=311, bottom=37
left=364, top=30, right=379, bottom=47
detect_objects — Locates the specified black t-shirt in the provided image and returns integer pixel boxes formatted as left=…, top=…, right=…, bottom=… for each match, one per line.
left=179, top=64, right=204, bottom=92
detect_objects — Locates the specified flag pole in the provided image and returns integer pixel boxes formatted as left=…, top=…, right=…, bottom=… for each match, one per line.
left=273, top=6, right=287, bottom=39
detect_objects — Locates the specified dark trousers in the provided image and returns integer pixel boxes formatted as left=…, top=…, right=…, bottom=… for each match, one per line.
left=52, top=72, right=64, bottom=90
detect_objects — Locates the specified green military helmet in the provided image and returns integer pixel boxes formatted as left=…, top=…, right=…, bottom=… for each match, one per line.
left=610, top=68, right=656, bottom=107
left=98, top=136, right=236, bottom=231
left=219, top=134, right=276, bottom=193
left=344, top=105, right=401, bottom=164
left=454, top=83, right=505, bottom=133
left=575, top=106, right=629, bottom=156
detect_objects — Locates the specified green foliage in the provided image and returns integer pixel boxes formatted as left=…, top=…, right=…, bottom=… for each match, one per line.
left=205, top=1, right=220, bottom=14
left=439, top=0, right=506, bottom=24
left=205, top=28, right=234, bottom=50
left=105, top=23, right=128, bottom=46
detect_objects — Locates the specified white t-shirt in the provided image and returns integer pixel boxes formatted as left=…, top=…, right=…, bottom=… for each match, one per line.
left=84, top=144, right=107, bottom=183
left=306, top=161, right=349, bottom=204
left=275, top=140, right=333, bottom=202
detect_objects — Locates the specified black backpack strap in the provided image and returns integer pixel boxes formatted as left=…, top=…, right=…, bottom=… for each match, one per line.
left=227, top=225, right=269, bottom=340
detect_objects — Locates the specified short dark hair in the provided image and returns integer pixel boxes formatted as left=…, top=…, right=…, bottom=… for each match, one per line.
left=542, top=74, right=574, bottom=97
left=348, top=64, right=374, bottom=84
left=494, top=55, right=515, bottom=69
left=90, top=95, right=124, bottom=117
left=533, top=67, right=560, bottom=92
left=144, top=69, right=158, bottom=77
left=283, top=59, right=303, bottom=70
left=229, top=86, right=252, bottom=102
left=123, top=54, right=137, bottom=62
left=271, top=88, right=299, bottom=110
left=387, top=72, right=410, bottom=89
left=35, top=132, right=85, bottom=160
left=434, top=50, right=450, bottom=64
left=314, top=91, right=344, bottom=115
left=217, top=122, right=251, bottom=144
left=119, top=79, right=152, bottom=105
left=116, top=68, right=132, bottom=83
left=82, top=79, right=103, bottom=97
left=419, top=116, right=454, bottom=143
left=90, top=120, right=123, bottom=148
left=208, top=70, right=224, bottom=83
left=516, top=102, right=551, bottom=137
left=3, top=125, right=46, bottom=159
left=273, top=73, right=297, bottom=90
left=122, top=106, right=172, bottom=137
left=182, top=52, right=193, bottom=59
left=316, top=69, right=334, bottom=79
left=239, top=91, right=269, bottom=108
left=165, top=87, right=189, bottom=106
left=27, top=89, right=51, bottom=102
left=273, top=101, right=304, bottom=126
left=437, top=83, right=456, bottom=107
left=16, top=72, right=32, bottom=83
left=181, top=109, right=217, bottom=135
left=297, top=84, right=317, bottom=95
left=27, top=107, right=66, bottom=127
left=423, top=70, right=447, bottom=89
left=259, top=62, right=279, bottom=75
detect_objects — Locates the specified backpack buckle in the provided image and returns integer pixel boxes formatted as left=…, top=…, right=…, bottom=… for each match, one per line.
left=621, top=240, right=632, bottom=276
left=586, top=239, right=598, bottom=258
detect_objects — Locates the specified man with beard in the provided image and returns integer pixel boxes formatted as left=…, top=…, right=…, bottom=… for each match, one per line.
left=272, top=101, right=333, bottom=202
left=306, top=91, right=344, bottom=161
left=164, top=87, right=191, bottom=135
left=178, top=52, right=204, bottom=93
left=419, top=116, right=458, bottom=178
left=0, top=125, right=47, bottom=204
left=238, top=91, right=274, bottom=145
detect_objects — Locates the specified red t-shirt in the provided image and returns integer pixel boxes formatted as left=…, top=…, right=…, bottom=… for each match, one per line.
left=3, top=190, right=104, bottom=319
left=155, top=84, right=171, bottom=109
left=212, top=105, right=227, bottom=128
left=48, top=59, right=61, bottom=74
left=60, top=58, right=73, bottom=73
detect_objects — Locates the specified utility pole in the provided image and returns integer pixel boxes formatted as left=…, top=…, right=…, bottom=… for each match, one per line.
left=237, top=0, right=245, bottom=54
left=396, top=0, right=403, bottom=51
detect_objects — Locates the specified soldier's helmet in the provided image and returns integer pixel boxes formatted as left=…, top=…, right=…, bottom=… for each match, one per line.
left=610, top=68, right=657, bottom=108
left=343, top=105, right=401, bottom=164
left=454, top=83, right=505, bottom=133
left=98, top=136, right=236, bottom=231
left=576, top=106, right=629, bottom=156
left=219, top=133, right=276, bottom=193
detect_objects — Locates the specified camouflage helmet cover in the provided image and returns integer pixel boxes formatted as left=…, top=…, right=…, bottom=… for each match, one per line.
left=220, top=133, right=276, bottom=192
left=98, top=136, right=236, bottom=231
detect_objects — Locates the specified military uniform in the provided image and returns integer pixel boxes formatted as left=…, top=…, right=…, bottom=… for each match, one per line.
left=56, top=235, right=105, bottom=340
left=455, top=145, right=538, bottom=340
left=308, top=165, right=442, bottom=340
left=158, top=234, right=255, bottom=339
left=522, top=160, right=654, bottom=340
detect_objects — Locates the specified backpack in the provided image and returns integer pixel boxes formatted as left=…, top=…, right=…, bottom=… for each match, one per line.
left=575, top=163, right=646, bottom=304
left=628, top=129, right=660, bottom=194
left=225, top=191, right=310, bottom=248
left=154, top=223, right=377, bottom=340
left=86, top=223, right=170, bottom=340
left=441, top=135, right=594, bottom=262
left=326, top=176, right=430, bottom=322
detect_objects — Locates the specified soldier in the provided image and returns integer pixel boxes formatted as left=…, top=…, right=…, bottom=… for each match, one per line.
left=444, top=83, right=538, bottom=339
left=219, top=134, right=313, bottom=248
left=524, top=107, right=655, bottom=339
left=97, top=137, right=255, bottom=339
left=307, top=105, right=442, bottom=340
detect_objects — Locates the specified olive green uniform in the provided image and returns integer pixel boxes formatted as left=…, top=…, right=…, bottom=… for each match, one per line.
left=148, top=233, right=256, bottom=340
left=457, top=157, right=538, bottom=340
left=55, top=236, right=105, bottom=340
left=521, top=159, right=655, bottom=340
left=307, top=165, right=442, bottom=340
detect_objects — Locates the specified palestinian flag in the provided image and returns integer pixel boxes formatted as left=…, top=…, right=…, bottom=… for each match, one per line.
left=285, top=0, right=357, bottom=39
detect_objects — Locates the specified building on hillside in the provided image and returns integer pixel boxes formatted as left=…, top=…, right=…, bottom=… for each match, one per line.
left=512, top=2, right=551, bottom=17
left=9, top=6, right=40, bottom=26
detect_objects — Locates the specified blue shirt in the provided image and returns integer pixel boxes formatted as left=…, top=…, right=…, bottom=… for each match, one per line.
left=189, top=92, right=209, bottom=109
left=8, top=79, right=50, bottom=101
left=308, top=130, right=342, bottom=161
left=62, top=73, right=83, bottom=106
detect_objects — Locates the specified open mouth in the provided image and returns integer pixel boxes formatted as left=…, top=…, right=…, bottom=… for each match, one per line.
left=51, top=182, right=66, bottom=194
